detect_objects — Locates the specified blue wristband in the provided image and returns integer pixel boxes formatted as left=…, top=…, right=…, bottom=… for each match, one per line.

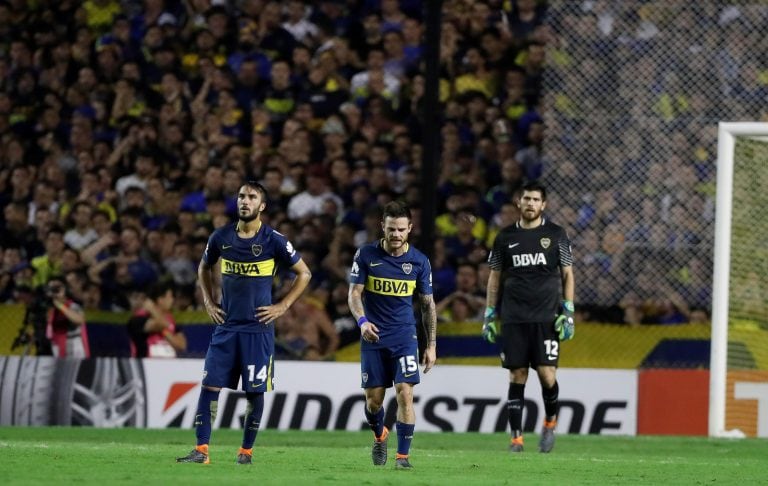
left=357, top=316, right=368, bottom=328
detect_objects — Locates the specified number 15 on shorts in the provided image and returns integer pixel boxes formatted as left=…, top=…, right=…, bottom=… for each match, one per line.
left=399, top=355, right=419, bottom=379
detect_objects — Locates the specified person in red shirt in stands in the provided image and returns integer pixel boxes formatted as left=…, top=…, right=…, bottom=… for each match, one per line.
left=128, top=281, right=187, bottom=358
left=45, top=276, right=90, bottom=358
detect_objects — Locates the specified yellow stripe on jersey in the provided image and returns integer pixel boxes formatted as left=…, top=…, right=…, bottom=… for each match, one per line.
left=267, top=355, right=273, bottom=392
left=365, top=276, right=417, bottom=296
left=220, top=258, right=275, bottom=277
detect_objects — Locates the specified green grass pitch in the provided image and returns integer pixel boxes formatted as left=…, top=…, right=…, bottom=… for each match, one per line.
left=1, top=427, right=766, bottom=484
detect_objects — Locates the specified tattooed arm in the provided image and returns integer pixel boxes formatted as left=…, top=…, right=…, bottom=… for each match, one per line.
left=419, top=293, right=437, bottom=373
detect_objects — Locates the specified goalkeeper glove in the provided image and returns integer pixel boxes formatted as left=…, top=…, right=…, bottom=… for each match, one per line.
left=554, top=300, right=575, bottom=341
left=481, top=306, right=497, bottom=343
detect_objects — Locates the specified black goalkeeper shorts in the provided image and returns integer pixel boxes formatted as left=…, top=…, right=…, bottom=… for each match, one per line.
left=499, top=321, right=560, bottom=369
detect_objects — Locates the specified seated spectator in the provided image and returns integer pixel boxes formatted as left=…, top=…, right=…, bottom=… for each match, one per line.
left=326, top=280, right=358, bottom=348
left=436, top=291, right=482, bottom=323
left=436, top=261, right=486, bottom=320
left=276, top=292, right=339, bottom=360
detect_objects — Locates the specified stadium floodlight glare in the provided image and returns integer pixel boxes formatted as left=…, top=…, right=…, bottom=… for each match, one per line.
left=711, top=122, right=768, bottom=438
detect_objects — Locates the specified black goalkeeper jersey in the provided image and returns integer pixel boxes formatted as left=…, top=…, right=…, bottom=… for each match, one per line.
left=487, top=217, right=573, bottom=324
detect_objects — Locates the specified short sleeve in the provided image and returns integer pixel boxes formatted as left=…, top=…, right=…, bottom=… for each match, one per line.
left=272, top=231, right=301, bottom=267
left=417, top=256, right=433, bottom=295
left=488, top=233, right=504, bottom=271
left=348, top=248, right=367, bottom=285
left=202, top=232, right=221, bottom=265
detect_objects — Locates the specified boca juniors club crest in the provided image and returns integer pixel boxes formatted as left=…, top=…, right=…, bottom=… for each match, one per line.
left=252, top=244, right=262, bottom=257
left=402, top=263, right=412, bottom=275
left=362, top=372, right=368, bottom=383
left=540, top=238, right=551, bottom=249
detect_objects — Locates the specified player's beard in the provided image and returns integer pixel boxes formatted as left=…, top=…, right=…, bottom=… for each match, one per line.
left=521, top=207, right=542, bottom=223
left=238, top=209, right=260, bottom=223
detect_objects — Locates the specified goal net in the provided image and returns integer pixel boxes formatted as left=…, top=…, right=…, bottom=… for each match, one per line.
left=711, top=123, right=768, bottom=438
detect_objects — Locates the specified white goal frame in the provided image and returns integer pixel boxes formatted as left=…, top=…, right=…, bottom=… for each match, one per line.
left=710, top=122, right=768, bottom=437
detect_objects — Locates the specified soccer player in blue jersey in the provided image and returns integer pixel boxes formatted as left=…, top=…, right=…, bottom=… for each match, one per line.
left=177, top=180, right=312, bottom=465
left=348, top=201, right=437, bottom=470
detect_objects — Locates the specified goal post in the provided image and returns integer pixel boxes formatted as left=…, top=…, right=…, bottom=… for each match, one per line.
left=710, top=122, right=768, bottom=438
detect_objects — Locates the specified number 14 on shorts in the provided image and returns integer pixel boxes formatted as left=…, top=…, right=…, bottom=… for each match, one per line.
left=247, top=364, right=268, bottom=388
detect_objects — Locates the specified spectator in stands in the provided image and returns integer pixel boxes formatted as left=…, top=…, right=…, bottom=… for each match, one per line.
left=276, top=290, right=339, bottom=360
left=326, top=279, right=358, bottom=348
left=2, top=201, right=38, bottom=257
left=287, top=164, right=344, bottom=222
left=127, top=281, right=187, bottom=358
left=44, top=276, right=90, bottom=358
left=454, top=47, right=497, bottom=99
left=515, top=118, right=547, bottom=181
left=63, top=201, right=99, bottom=251
left=436, top=261, right=486, bottom=321
left=30, top=225, right=66, bottom=288
left=436, top=291, right=481, bottom=324
left=0, top=245, right=27, bottom=302
left=443, top=209, right=485, bottom=266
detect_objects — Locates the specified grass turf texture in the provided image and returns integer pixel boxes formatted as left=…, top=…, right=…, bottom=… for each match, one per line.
left=1, top=427, right=766, bottom=484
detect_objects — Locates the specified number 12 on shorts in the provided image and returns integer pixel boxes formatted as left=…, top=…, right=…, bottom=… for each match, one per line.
left=544, top=339, right=559, bottom=361
left=399, top=355, right=418, bottom=377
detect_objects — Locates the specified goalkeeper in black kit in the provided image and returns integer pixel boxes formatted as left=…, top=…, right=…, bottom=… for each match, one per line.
left=482, top=181, right=575, bottom=453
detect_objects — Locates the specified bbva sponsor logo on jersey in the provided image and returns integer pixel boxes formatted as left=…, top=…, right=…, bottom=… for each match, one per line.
left=366, top=276, right=416, bottom=295
left=221, top=258, right=275, bottom=276
left=512, top=253, right=547, bottom=267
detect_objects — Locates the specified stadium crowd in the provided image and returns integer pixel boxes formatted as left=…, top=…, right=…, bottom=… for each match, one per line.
left=3, top=1, right=759, bottom=357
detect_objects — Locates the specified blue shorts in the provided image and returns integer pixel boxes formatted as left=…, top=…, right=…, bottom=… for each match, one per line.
left=360, top=340, right=420, bottom=389
left=202, top=326, right=275, bottom=392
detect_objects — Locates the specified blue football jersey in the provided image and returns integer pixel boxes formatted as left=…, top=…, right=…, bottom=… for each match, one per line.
left=349, top=240, right=433, bottom=347
left=202, top=223, right=301, bottom=331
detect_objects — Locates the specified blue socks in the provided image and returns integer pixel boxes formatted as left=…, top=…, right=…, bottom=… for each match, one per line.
left=396, top=421, right=414, bottom=456
left=365, top=406, right=385, bottom=438
left=242, top=393, right=264, bottom=449
left=195, top=388, right=220, bottom=446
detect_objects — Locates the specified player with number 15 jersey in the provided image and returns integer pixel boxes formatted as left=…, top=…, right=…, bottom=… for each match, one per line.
left=348, top=201, right=437, bottom=470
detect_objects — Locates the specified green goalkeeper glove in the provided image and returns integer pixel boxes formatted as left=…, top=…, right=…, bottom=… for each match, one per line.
left=554, top=300, right=575, bottom=341
left=481, top=306, right=497, bottom=343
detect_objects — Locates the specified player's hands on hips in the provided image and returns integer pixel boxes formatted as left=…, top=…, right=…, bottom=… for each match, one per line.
left=422, top=345, right=436, bottom=374
left=256, top=301, right=288, bottom=325
left=204, top=300, right=226, bottom=324
left=481, top=306, right=497, bottom=343
left=360, top=322, right=380, bottom=343
left=554, top=300, right=575, bottom=341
